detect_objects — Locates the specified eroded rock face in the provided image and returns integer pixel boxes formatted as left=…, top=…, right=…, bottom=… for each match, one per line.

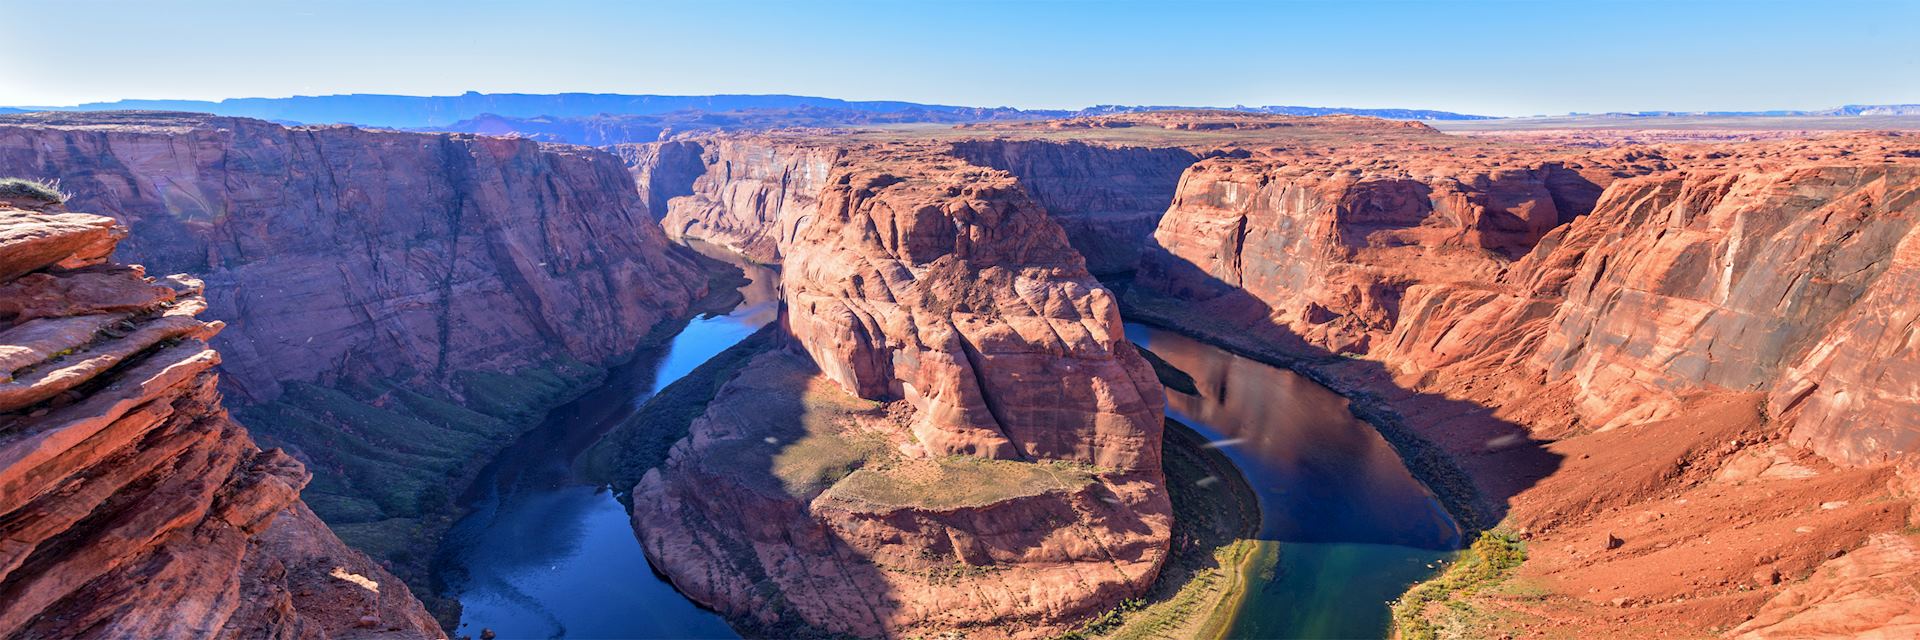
left=635, top=352, right=1168, bottom=639
left=0, top=206, right=440, bottom=639
left=1122, top=128, right=1920, bottom=636
left=1134, top=135, right=1920, bottom=460
left=632, top=144, right=1170, bottom=637
left=0, top=111, right=703, bottom=404
left=785, top=148, right=1166, bottom=470
left=1138, top=150, right=1631, bottom=354
left=1732, top=532, right=1920, bottom=639
left=622, top=137, right=844, bottom=264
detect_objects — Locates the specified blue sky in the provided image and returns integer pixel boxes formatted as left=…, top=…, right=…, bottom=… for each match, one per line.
left=3, top=0, right=1914, bottom=116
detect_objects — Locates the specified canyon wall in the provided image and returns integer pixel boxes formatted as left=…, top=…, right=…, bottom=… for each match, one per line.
left=0, top=112, right=704, bottom=405
left=628, top=135, right=1204, bottom=275
left=0, top=111, right=710, bottom=609
left=0, top=202, right=440, bottom=638
left=631, top=142, right=1171, bottom=638
left=1125, top=130, right=1920, bottom=635
left=1133, top=137, right=1920, bottom=460
left=1136, top=150, right=1635, bottom=355
left=949, top=140, right=1201, bottom=274
left=620, top=138, right=844, bottom=263
left=782, top=147, right=1166, bottom=469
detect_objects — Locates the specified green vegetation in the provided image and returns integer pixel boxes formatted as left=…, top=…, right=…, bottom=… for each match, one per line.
left=1062, top=421, right=1261, bottom=640
left=580, top=325, right=780, bottom=499
left=828, top=457, right=1095, bottom=511
left=238, top=356, right=602, bottom=621
left=768, top=429, right=891, bottom=497
left=453, top=356, right=601, bottom=423
left=1391, top=529, right=1527, bottom=640
left=0, top=177, right=69, bottom=205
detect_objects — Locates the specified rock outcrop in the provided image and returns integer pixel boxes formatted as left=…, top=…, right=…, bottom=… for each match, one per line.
left=631, top=144, right=1171, bottom=638
left=0, top=202, right=440, bottom=638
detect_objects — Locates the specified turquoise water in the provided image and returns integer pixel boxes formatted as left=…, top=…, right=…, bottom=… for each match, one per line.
left=434, top=251, right=776, bottom=640
left=1127, top=323, right=1462, bottom=640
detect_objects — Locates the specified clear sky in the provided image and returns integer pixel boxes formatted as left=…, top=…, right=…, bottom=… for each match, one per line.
left=3, top=0, right=1914, bottom=116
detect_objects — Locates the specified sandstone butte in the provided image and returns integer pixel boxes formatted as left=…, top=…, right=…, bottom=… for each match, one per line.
left=631, top=144, right=1172, bottom=637
left=0, top=197, right=442, bottom=638
left=0, top=107, right=1917, bottom=639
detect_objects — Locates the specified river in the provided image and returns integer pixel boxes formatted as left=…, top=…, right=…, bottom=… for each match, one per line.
left=434, top=245, right=777, bottom=640
left=1126, top=322, right=1462, bottom=639
left=433, top=250, right=1457, bottom=639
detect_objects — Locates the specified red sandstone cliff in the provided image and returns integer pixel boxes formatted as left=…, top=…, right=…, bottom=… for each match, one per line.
left=0, top=201, right=441, bottom=638
left=631, top=144, right=1170, bottom=638
left=1125, top=130, right=1920, bottom=636
left=0, top=111, right=712, bottom=617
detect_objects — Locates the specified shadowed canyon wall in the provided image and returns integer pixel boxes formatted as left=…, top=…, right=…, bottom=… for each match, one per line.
left=949, top=140, right=1201, bottom=274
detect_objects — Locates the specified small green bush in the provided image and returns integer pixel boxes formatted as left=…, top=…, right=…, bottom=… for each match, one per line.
left=0, top=178, right=69, bottom=205
left=1392, top=529, right=1527, bottom=640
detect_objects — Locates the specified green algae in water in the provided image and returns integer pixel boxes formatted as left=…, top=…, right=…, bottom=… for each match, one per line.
left=1225, top=542, right=1456, bottom=639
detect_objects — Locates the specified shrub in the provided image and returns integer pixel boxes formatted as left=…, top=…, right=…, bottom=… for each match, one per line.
left=1391, top=529, right=1527, bottom=640
left=0, top=177, right=69, bottom=205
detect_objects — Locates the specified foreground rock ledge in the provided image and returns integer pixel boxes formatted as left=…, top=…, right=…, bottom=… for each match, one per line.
left=0, top=203, right=441, bottom=639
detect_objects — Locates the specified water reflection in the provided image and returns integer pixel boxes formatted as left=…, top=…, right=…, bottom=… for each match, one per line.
left=1126, top=322, right=1460, bottom=639
left=435, top=248, right=776, bottom=639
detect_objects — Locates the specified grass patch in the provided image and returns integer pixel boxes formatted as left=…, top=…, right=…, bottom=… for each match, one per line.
left=827, top=457, right=1096, bottom=511
left=0, top=177, right=69, bottom=206
left=1063, top=420, right=1261, bottom=640
left=1392, top=529, right=1526, bottom=640
left=454, top=355, right=600, bottom=423
left=769, top=430, right=891, bottom=497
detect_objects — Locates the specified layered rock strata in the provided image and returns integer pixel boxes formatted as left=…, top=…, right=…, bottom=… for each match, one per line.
left=632, top=145, right=1171, bottom=638
left=0, top=203, right=440, bottom=638
left=1123, top=128, right=1920, bottom=635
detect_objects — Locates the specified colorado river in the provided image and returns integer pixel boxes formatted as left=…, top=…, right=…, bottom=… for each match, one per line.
left=431, top=251, right=1455, bottom=639
left=1127, top=323, right=1463, bottom=639
left=434, top=246, right=775, bottom=640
